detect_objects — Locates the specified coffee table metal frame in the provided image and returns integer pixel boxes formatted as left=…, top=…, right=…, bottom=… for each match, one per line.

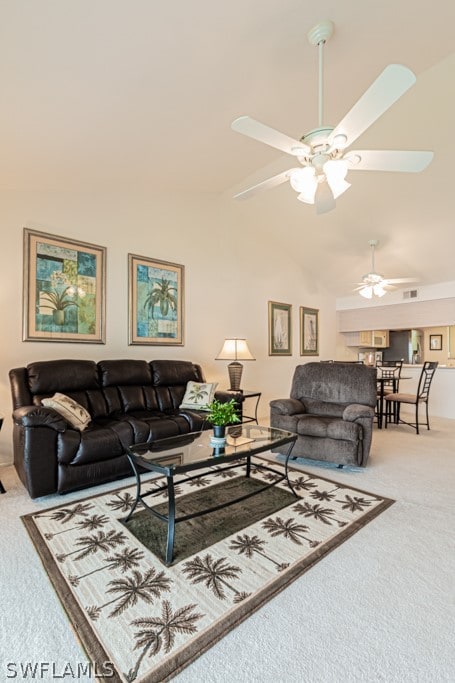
left=125, top=426, right=298, bottom=565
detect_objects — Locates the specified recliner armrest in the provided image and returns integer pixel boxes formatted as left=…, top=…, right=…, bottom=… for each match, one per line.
left=270, top=398, right=305, bottom=416
left=13, top=406, right=67, bottom=432
left=343, top=404, right=374, bottom=422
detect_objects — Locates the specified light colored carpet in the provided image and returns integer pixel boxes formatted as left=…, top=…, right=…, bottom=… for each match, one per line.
left=1, top=417, right=454, bottom=682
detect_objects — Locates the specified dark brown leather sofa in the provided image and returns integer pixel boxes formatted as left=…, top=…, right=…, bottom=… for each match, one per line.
left=9, top=358, right=229, bottom=498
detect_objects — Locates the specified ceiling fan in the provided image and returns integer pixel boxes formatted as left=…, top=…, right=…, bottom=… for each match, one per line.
left=355, top=240, right=417, bottom=299
left=231, top=20, right=434, bottom=214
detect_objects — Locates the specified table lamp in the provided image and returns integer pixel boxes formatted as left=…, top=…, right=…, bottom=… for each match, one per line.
left=216, top=338, right=255, bottom=391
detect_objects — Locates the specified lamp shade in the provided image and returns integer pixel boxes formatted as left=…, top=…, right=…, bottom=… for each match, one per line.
left=216, top=338, right=255, bottom=391
left=215, top=338, right=255, bottom=361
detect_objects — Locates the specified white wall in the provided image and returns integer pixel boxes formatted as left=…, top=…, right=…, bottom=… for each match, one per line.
left=0, top=190, right=337, bottom=465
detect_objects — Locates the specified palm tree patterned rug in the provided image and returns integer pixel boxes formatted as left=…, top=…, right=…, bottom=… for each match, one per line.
left=22, top=458, right=394, bottom=683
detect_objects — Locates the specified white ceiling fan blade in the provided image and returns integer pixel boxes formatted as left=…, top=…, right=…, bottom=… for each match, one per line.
left=231, top=116, right=311, bottom=156
left=328, top=64, right=416, bottom=149
left=384, top=277, right=419, bottom=284
left=346, top=149, right=433, bottom=172
left=233, top=168, right=295, bottom=200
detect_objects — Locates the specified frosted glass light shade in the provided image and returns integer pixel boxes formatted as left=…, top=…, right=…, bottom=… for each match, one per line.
left=290, top=167, right=318, bottom=204
left=324, top=159, right=351, bottom=199
left=359, top=286, right=373, bottom=299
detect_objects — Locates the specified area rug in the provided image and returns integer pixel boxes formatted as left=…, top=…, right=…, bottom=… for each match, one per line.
left=22, top=458, right=394, bottom=683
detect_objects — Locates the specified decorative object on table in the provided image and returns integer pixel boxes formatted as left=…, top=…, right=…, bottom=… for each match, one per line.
left=230, top=19, right=432, bottom=214
left=23, top=228, right=106, bottom=343
left=22, top=458, right=393, bottom=682
left=206, top=398, right=240, bottom=441
left=128, top=253, right=184, bottom=345
left=300, top=306, right=319, bottom=356
left=429, top=334, right=442, bottom=351
left=355, top=240, right=418, bottom=299
left=268, top=301, right=292, bottom=356
left=215, top=338, right=255, bottom=390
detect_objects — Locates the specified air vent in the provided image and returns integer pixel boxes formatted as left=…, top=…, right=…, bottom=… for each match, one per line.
left=403, top=289, right=418, bottom=299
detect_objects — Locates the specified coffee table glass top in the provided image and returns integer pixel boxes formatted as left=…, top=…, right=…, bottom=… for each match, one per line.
left=127, top=424, right=296, bottom=472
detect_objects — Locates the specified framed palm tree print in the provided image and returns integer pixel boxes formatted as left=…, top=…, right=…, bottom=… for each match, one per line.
left=129, top=253, right=184, bottom=345
left=300, top=306, right=319, bottom=356
left=23, top=228, right=106, bottom=343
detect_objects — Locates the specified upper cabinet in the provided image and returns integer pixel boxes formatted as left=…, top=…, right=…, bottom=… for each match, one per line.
left=344, top=330, right=390, bottom=348
left=360, top=330, right=389, bottom=348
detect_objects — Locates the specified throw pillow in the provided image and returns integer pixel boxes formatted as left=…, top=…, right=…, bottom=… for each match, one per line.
left=42, top=393, right=91, bottom=431
left=180, top=381, right=218, bottom=411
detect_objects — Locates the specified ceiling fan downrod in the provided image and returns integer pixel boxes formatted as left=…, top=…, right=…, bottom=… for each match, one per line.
left=307, top=20, right=334, bottom=130
left=369, top=238, right=379, bottom=272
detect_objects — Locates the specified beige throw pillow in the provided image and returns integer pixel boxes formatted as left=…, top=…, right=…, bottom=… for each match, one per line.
left=42, top=392, right=91, bottom=431
left=180, top=381, right=218, bottom=411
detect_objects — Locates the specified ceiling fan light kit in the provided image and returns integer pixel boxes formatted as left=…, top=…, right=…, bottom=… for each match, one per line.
left=231, top=20, right=434, bottom=214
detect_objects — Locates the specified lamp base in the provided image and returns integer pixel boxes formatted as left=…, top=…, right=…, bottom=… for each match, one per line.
left=227, top=361, right=243, bottom=391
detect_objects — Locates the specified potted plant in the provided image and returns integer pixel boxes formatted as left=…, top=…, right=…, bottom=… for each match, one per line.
left=39, top=271, right=84, bottom=326
left=206, top=398, right=240, bottom=439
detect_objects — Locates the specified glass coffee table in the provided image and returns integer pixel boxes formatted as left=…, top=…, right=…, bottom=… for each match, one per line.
left=125, top=425, right=297, bottom=564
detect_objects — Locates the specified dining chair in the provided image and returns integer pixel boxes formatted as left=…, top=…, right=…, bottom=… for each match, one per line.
left=384, top=361, right=438, bottom=434
left=375, top=360, right=403, bottom=427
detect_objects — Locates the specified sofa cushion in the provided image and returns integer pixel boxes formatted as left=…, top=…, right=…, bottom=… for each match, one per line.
left=41, top=393, right=91, bottom=431
left=57, top=425, right=126, bottom=465
left=98, top=359, right=152, bottom=387
left=297, top=415, right=360, bottom=442
left=180, top=381, right=218, bottom=410
left=301, top=399, right=346, bottom=417
left=151, top=360, right=201, bottom=386
left=290, top=362, right=377, bottom=407
left=28, top=360, right=99, bottom=395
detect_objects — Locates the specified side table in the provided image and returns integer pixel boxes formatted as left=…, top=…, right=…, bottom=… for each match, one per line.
left=225, top=390, right=261, bottom=424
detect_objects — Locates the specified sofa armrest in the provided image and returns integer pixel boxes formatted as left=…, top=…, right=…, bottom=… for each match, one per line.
left=13, top=406, right=67, bottom=432
left=270, top=398, right=305, bottom=416
left=343, top=404, right=375, bottom=422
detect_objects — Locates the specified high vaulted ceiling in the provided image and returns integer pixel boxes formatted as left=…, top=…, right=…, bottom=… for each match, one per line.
left=1, top=1, right=454, bottom=297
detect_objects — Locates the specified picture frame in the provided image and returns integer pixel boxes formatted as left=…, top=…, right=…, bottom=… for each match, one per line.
left=129, top=253, right=184, bottom=345
left=23, top=228, right=106, bottom=343
left=268, top=301, right=292, bottom=356
left=429, top=334, right=442, bottom=351
left=300, top=306, right=319, bottom=356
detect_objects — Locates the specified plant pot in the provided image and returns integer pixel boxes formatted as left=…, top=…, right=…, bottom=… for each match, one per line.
left=53, top=309, right=65, bottom=326
left=212, top=425, right=226, bottom=439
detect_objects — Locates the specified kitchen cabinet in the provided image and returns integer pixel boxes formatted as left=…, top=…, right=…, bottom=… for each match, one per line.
left=343, top=330, right=389, bottom=348
left=359, top=330, right=389, bottom=348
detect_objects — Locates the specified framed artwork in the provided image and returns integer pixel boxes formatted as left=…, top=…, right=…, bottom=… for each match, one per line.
left=429, top=334, right=442, bottom=351
left=23, top=228, right=106, bottom=343
left=300, top=306, right=319, bottom=356
left=129, top=253, right=184, bottom=345
left=268, top=301, right=292, bottom=356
